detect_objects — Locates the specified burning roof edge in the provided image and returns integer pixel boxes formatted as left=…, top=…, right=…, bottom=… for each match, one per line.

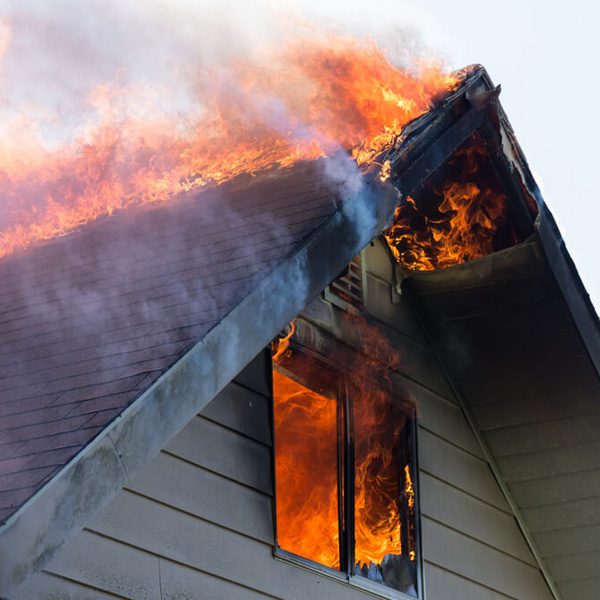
left=0, top=66, right=596, bottom=597
left=393, top=66, right=600, bottom=378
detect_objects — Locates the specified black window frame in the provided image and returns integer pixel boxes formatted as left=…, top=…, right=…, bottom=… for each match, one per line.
left=270, top=340, right=423, bottom=600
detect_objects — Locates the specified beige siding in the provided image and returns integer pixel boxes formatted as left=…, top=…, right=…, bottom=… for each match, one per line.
left=424, top=563, right=513, bottom=600
left=20, top=571, right=126, bottom=600
left=18, top=240, right=554, bottom=599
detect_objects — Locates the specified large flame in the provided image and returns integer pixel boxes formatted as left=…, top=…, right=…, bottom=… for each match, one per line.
left=384, top=135, right=515, bottom=271
left=0, top=19, right=458, bottom=258
left=272, top=368, right=340, bottom=568
left=349, top=314, right=414, bottom=572
left=272, top=315, right=416, bottom=584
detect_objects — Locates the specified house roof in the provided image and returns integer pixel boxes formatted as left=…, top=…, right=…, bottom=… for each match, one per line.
left=0, top=146, right=397, bottom=594
left=0, top=162, right=343, bottom=528
left=0, top=65, right=598, bottom=599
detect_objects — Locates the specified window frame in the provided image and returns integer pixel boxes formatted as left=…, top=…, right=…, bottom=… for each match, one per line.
left=270, top=339, right=424, bottom=600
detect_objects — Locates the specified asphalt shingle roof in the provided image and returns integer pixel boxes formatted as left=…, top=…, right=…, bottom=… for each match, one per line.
left=0, top=160, right=338, bottom=525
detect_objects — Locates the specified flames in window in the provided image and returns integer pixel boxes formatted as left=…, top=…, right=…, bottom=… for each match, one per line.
left=272, top=368, right=340, bottom=568
left=353, top=384, right=408, bottom=566
left=272, top=317, right=418, bottom=594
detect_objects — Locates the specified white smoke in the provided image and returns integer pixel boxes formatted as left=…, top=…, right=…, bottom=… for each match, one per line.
left=0, top=0, right=450, bottom=147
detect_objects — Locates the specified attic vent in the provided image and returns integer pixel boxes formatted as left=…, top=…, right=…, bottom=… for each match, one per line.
left=324, top=250, right=367, bottom=310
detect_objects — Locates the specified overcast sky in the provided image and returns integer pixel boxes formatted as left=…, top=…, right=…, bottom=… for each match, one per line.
left=299, top=0, right=600, bottom=307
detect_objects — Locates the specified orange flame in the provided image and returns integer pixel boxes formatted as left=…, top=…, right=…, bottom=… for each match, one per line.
left=354, top=384, right=405, bottom=564
left=384, top=135, right=516, bottom=271
left=272, top=314, right=416, bottom=580
left=349, top=314, right=414, bottom=570
left=0, top=30, right=458, bottom=258
left=272, top=321, right=296, bottom=363
left=272, top=368, right=340, bottom=568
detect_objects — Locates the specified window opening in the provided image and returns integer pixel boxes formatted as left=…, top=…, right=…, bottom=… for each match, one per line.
left=272, top=322, right=419, bottom=597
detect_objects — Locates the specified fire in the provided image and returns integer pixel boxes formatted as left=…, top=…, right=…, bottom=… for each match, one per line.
left=271, top=321, right=296, bottom=363
left=272, top=368, right=340, bottom=568
left=404, top=464, right=415, bottom=511
left=349, top=314, right=414, bottom=570
left=404, top=464, right=416, bottom=562
left=354, top=384, right=405, bottom=564
left=384, top=135, right=515, bottom=271
left=272, top=314, right=416, bottom=582
left=0, top=23, right=458, bottom=258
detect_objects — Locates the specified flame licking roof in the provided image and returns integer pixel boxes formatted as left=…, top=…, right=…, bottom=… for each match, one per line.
left=0, top=34, right=457, bottom=260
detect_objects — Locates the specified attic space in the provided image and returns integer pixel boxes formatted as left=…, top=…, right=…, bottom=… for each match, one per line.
left=385, top=131, right=538, bottom=273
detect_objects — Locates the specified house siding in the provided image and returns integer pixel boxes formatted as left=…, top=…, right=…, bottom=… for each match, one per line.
left=18, top=240, right=554, bottom=600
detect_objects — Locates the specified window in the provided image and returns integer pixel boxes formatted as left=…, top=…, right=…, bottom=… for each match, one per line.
left=272, top=322, right=420, bottom=597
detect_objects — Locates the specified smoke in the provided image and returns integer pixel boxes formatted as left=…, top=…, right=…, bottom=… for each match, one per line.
left=0, top=0, right=450, bottom=128
left=0, top=17, right=9, bottom=62
left=321, top=151, right=378, bottom=250
left=0, top=1, right=297, bottom=143
left=0, top=0, right=452, bottom=400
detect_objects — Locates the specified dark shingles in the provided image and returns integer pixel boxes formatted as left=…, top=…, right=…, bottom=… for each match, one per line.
left=2, top=426, right=106, bottom=460
left=0, top=466, right=57, bottom=492
left=0, top=508, right=15, bottom=523
left=0, top=404, right=76, bottom=431
left=0, top=392, right=60, bottom=419
left=0, top=487, right=37, bottom=507
left=0, top=212, right=327, bottom=352
left=0, top=161, right=338, bottom=525
left=0, top=414, right=95, bottom=448
left=83, top=409, right=125, bottom=429
left=0, top=447, right=83, bottom=477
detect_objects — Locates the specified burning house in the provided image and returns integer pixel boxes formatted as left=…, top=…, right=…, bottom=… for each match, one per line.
left=0, top=64, right=598, bottom=600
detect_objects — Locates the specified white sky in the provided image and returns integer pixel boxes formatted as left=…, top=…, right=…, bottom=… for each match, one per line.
left=298, top=0, right=600, bottom=308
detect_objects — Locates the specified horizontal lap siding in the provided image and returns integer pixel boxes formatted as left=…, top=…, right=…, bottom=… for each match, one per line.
left=422, top=519, right=552, bottom=599
left=424, top=563, right=513, bottom=600
left=19, top=571, right=127, bottom=600
left=415, top=368, right=552, bottom=599
left=86, top=491, right=374, bottom=600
